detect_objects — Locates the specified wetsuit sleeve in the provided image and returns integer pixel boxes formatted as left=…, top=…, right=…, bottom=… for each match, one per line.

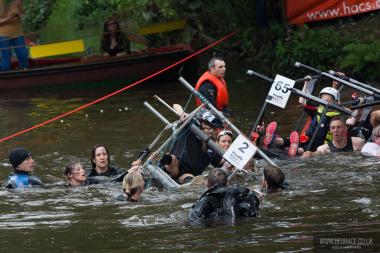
left=29, top=175, right=43, bottom=187
left=5, top=180, right=17, bottom=189
left=189, top=196, right=216, bottom=221
left=198, top=81, right=217, bottom=106
left=210, top=154, right=223, bottom=168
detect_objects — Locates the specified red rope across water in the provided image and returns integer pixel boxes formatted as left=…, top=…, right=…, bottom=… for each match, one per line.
left=0, top=32, right=235, bottom=144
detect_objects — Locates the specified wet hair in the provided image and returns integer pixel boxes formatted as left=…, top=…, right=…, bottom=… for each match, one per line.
left=207, top=168, right=228, bottom=187
left=330, top=116, right=347, bottom=126
left=122, top=171, right=144, bottom=201
left=263, top=166, right=285, bottom=193
left=90, top=144, right=111, bottom=169
left=371, top=125, right=380, bottom=141
left=64, top=162, right=83, bottom=178
left=217, top=130, right=233, bottom=142
left=208, top=57, right=225, bottom=70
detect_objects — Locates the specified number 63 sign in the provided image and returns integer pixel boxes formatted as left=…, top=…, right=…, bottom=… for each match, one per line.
left=223, top=134, right=257, bottom=170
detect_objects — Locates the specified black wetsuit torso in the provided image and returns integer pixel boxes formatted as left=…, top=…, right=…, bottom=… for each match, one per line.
left=348, top=113, right=373, bottom=141
left=189, top=185, right=260, bottom=221
left=87, top=166, right=124, bottom=177
left=6, top=171, right=43, bottom=189
left=328, top=137, right=354, bottom=152
left=170, top=123, right=220, bottom=177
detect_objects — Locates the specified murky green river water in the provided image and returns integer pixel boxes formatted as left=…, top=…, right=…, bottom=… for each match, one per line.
left=0, top=65, right=378, bottom=252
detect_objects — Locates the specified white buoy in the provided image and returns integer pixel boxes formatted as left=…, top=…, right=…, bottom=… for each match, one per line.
left=118, top=109, right=122, bottom=112
left=100, top=109, right=104, bottom=113
left=85, top=114, right=88, bottom=118
left=60, top=120, right=64, bottom=123
left=125, top=107, right=128, bottom=111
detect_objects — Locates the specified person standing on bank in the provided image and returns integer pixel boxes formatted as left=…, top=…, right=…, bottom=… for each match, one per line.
left=195, top=57, right=229, bottom=115
left=6, top=148, right=42, bottom=189
left=0, top=0, right=29, bottom=71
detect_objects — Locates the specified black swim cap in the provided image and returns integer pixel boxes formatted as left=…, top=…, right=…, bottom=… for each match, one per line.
left=9, top=148, right=31, bottom=169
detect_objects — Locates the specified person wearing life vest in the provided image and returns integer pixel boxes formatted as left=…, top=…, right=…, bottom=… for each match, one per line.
left=261, top=84, right=341, bottom=154
left=303, top=116, right=364, bottom=157
left=301, top=87, right=341, bottom=150
left=6, top=148, right=43, bottom=189
left=195, top=57, right=229, bottom=114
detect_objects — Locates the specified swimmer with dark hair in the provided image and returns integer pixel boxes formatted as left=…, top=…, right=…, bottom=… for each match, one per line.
left=6, top=148, right=43, bottom=189
left=64, top=162, right=98, bottom=187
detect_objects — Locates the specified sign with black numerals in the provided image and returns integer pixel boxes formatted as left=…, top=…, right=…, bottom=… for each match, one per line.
left=266, top=74, right=295, bottom=108
left=202, top=110, right=215, bottom=123
left=223, top=134, right=257, bottom=170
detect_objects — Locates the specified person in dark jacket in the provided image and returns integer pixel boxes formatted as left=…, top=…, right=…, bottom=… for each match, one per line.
left=100, top=17, right=130, bottom=57
left=87, top=144, right=125, bottom=179
left=6, top=147, right=42, bottom=189
left=189, top=168, right=260, bottom=221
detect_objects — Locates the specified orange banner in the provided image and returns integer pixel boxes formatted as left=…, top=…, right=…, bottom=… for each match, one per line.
left=286, top=0, right=380, bottom=24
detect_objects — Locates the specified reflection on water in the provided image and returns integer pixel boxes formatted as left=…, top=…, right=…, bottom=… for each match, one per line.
left=0, top=77, right=379, bottom=252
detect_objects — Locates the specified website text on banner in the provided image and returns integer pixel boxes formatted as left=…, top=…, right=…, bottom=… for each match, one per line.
left=286, top=0, right=380, bottom=24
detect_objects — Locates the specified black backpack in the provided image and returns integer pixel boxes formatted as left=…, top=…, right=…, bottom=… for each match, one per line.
left=189, top=185, right=260, bottom=221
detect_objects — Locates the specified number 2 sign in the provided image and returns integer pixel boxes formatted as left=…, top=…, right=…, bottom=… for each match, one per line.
left=266, top=74, right=295, bottom=108
left=223, top=134, right=257, bottom=170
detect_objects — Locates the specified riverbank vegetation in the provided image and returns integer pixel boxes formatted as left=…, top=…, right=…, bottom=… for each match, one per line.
left=23, top=0, right=379, bottom=81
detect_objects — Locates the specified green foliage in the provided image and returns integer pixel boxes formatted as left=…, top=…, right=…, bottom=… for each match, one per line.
left=274, top=26, right=347, bottom=74
left=23, top=0, right=56, bottom=31
left=340, top=41, right=380, bottom=81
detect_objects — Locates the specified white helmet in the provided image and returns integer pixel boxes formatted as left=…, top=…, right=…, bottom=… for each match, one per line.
left=319, top=87, right=340, bottom=101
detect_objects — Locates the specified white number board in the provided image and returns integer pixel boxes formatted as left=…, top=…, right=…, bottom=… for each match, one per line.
left=223, top=134, right=257, bottom=170
left=266, top=74, right=295, bottom=108
left=202, top=110, right=215, bottom=123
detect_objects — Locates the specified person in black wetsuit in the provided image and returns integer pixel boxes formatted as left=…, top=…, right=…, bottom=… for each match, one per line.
left=5, top=148, right=43, bottom=189
left=303, top=116, right=365, bottom=157
left=346, top=92, right=380, bottom=141
left=160, top=109, right=223, bottom=184
left=100, top=17, right=131, bottom=57
left=189, top=168, right=261, bottom=221
left=64, top=162, right=98, bottom=187
left=87, top=144, right=125, bottom=180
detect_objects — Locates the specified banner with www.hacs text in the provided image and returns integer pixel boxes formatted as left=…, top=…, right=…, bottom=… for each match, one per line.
left=286, top=0, right=380, bottom=24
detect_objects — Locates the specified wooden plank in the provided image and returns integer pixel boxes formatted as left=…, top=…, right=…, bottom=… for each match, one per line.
left=30, top=39, right=85, bottom=59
